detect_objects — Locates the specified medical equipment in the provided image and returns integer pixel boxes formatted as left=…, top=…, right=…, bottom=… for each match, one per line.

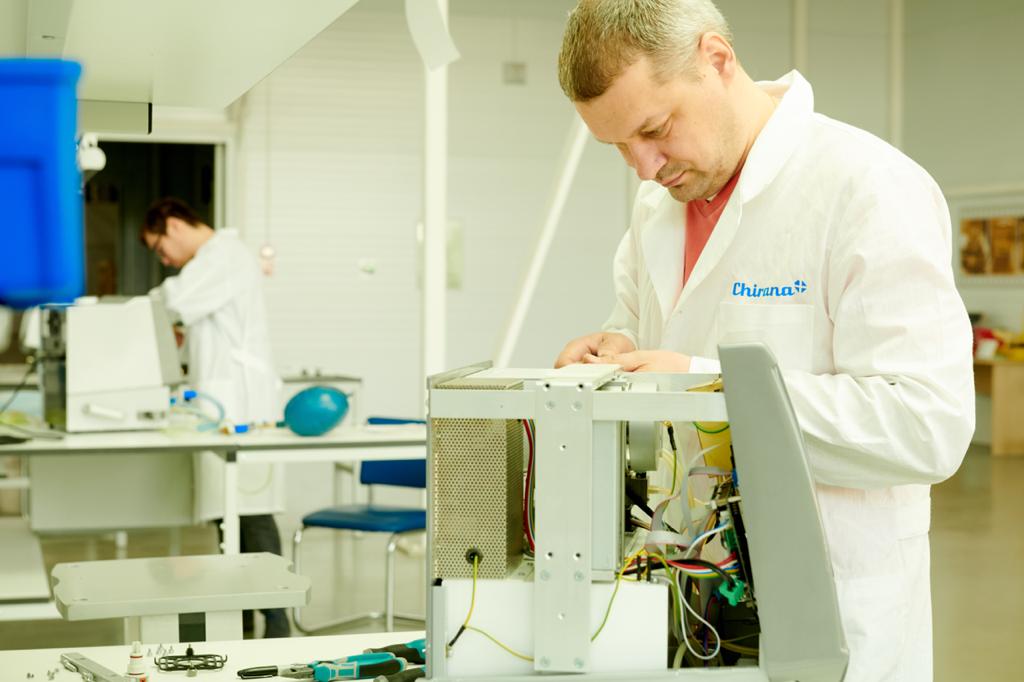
left=60, top=653, right=131, bottom=682
left=425, top=343, right=848, bottom=680
left=38, top=296, right=182, bottom=432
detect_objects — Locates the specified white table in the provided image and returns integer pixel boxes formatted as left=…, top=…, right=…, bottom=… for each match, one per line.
left=0, top=425, right=426, bottom=554
left=52, top=553, right=311, bottom=644
left=0, top=630, right=425, bottom=681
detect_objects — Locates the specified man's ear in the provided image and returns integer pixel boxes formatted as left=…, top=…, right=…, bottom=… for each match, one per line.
left=699, top=32, right=736, bottom=81
left=164, top=216, right=185, bottom=238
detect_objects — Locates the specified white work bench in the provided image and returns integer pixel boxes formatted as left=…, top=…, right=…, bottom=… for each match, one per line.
left=0, top=425, right=426, bottom=556
left=0, top=630, right=425, bottom=681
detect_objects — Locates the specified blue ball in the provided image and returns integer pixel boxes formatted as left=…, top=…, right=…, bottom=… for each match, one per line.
left=284, top=386, right=350, bottom=436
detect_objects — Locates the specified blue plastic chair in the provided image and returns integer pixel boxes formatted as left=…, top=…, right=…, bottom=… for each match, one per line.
left=292, top=419, right=426, bottom=633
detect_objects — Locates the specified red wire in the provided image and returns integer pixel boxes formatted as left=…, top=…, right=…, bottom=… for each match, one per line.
left=522, top=419, right=535, bottom=552
left=663, top=554, right=738, bottom=571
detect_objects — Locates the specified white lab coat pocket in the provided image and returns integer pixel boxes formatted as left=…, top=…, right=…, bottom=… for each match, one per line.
left=717, top=302, right=813, bottom=372
left=817, top=485, right=910, bottom=681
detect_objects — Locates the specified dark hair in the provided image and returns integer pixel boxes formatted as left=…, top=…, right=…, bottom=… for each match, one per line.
left=141, top=197, right=206, bottom=240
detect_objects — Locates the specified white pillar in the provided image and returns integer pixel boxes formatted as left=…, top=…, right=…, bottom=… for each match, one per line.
left=791, top=0, right=809, bottom=73
left=422, top=0, right=449, bottom=385
left=496, top=117, right=589, bottom=367
left=888, top=0, right=904, bottom=149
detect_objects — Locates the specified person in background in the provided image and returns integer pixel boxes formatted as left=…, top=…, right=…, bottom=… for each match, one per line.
left=142, top=197, right=290, bottom=638
left=554, top=1, right=975, bottom=679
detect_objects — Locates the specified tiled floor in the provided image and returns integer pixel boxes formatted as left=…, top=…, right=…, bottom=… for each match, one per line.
left=1, top=447, right=1020, bottom=680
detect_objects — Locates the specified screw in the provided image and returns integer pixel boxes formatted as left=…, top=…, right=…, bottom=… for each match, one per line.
left=539, top=570, right=550, bottom=581
left=539, top=657, right=550, bottom=668
left=574, top=571, right=584, bottom=581
left=574, top=658, right=585, bottom=669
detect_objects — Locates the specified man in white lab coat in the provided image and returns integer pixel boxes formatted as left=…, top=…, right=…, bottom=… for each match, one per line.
left=142, top=197, right=290, bottom=638
left=555, top=1, right=974, bottom=680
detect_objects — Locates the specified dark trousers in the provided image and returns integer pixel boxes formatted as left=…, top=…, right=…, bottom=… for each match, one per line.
left=217, top=514, right=291, bottom=638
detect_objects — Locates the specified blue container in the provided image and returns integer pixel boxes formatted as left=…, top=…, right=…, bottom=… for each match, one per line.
left=0, top=59, right=84, bottom=308
left=284, top=386, right=350, bottom=437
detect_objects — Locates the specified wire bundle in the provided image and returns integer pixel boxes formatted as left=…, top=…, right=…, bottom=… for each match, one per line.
left=450, top=420, right=754, bottom=669
left=521, top=419, right=536, bottom=553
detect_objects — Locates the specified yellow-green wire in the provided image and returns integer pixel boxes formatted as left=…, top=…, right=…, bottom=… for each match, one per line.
left=693, top=422, right=729, bottom=435
left=591, top=548, right=646, bottom=642
left=463, top=556, right=479, bottom=628
left=447, top=556, right=480, bottom=651
left=467, top=626, right=534, bottom=662
left=451, top=555, right=535, bottom=662
left=664, top=421, right=679, bottom=497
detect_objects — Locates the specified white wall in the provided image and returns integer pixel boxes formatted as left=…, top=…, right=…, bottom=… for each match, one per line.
left=903, top=0, right=1024, bottom=443
left=904, top=0, right=1024, bottom=330
left=234, top=0, right=628, bottom=420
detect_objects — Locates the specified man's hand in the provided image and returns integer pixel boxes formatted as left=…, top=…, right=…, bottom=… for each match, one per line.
left=583, top=349, right=692, bottom=373
left=554, top=332, right=636, bottom=368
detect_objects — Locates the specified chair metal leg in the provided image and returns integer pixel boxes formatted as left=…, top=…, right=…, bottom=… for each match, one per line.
left=291, top=526, right=310, bottom=634
left=295, top=526, right=426, bottom=635
left=385, top=533, right=399, bottom=632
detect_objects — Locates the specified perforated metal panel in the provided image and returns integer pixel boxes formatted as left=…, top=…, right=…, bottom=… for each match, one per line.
left=431, top=378, right=524, bottom=579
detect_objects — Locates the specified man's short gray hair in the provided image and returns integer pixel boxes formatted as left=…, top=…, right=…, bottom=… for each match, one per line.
left=558, top=0, right=733, bottom=102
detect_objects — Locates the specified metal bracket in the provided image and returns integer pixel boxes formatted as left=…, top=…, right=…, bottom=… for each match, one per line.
left=533, top=377, right=593, bottom=672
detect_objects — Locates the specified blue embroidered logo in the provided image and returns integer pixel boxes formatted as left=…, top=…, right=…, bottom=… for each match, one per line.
left=731, top=279, right=808, bottom=298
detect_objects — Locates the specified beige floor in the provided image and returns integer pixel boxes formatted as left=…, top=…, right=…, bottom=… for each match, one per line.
left=931, top=446, right=1022, bottom=680
left=1, top=446, right=1020, bottom=680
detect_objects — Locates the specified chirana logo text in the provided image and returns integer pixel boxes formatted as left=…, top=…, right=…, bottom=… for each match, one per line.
left=731, top=280, right=808, bottom=298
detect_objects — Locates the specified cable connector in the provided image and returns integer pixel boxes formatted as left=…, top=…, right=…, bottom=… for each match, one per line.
left=717, top=577, right=746, bottom=606
left=465, top=548, right=483, bottom=566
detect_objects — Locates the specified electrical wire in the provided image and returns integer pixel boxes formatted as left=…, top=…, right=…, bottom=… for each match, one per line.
left=630, top=517, right=651, bottom=531
left=703, top=593, right=718, bottom=664
left=676, top=568, right=721, bottom=661
left=0, top=360, right=36, bottom=416
left=664, top=421, right=679, bottom=497
left=720, top=641, right=760, bottom=656
left=683, top=523, right=731, bottom=559
left=521, top=419, right=535, bottom=553
left=664, top=557, right=737, bottom=586
left=591, top=548, right=646, bottom=643
left=693, top=422, right=730, bottom=435
left=466, top=626, right=533, bottom=662
left=446, top=555, right=479, bottom=649
left=624, top=553, right=738, bottom=577
left=446, top=554, right=534, bottom=663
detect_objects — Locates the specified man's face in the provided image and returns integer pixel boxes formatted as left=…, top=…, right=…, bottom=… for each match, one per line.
left=575, top=52, right=741, bottom=203
left=143, top=217, right=193, bottom=269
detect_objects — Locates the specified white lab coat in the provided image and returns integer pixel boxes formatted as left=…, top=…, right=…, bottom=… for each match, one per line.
left=158, top=228, right=285, bottom=521
left=605, top=72, right=975, bottom=681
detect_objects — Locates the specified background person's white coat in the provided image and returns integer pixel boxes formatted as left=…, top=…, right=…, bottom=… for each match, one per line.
left=605, top=71, right=975, bottom=681
left=158, top=228, right=285, bottom=521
